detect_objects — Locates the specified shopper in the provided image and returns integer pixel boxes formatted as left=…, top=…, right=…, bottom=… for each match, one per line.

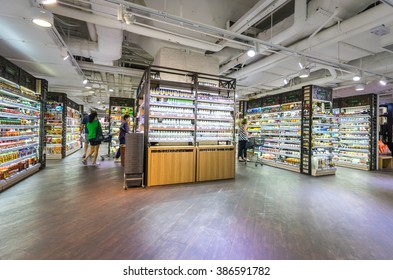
left=114, top=114, right=130, bottom=162
left=81, top=112, right=89, bottom=157
left=238, top=118, right=248, bottom=162
left=82, top=111, right=103, bottom=166
left=235, top=112, right=244, bottom=160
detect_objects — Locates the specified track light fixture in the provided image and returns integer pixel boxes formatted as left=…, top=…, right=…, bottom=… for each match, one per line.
left=379, top=76, right=388, bottom=86
left=39, top=0, right=57, bottom=4
left=299, top=68, right=310, bottom=78
left=355, top=84, right=365, bottom=91
left=83, top=79, right=88, bottom=85
left=352, top=70, right=361, bottom=81
left=247, top=49, right=256, bottom=57
left=298, top=56, right=307, bottom=69
left=283, top=77, right=289, bottom=85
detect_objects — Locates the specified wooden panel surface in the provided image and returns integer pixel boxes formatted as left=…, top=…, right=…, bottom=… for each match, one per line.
left=197, top=145, right=235, bottom=182
left=148, top=147, right=195, bottom=186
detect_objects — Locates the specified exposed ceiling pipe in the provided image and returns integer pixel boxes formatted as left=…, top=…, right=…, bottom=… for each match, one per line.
left=229, top=0, right=282, bottom=34
left=86, top=23, right=98, bottom=42
left=229, top=2, right=393, bottom=80
left=89, top=0, right=122, bottom=65
left=257, top=0, right=307, bottom=46
left=308, top=7, right=340, bottom=40
left=248, top=66, right=337, bottom=98
left=47, top=4, right=224, bottom=53
left=78, top=61, right=144, bottom=76
left=220, top=0, right=307, bottom=74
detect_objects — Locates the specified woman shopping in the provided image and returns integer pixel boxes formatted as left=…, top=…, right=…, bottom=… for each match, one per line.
left=238, top=118, right=248, bottom=162
left=82, top=111, right=103, bottom=166
left=114, top=114, right=130, bottom=162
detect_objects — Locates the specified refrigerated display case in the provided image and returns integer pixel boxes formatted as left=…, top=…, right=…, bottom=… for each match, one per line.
left=0, top=77, right=42, bottom=191
left=333, top=94, right=378, bottom=171
left=65, top=99, right=81, bottom=156
left=45, top=93, right=82, bottom=159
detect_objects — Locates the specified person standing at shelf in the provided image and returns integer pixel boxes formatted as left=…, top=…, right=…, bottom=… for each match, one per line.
left=81, top=112, right=90, bottom=158
left=238, top=118, right=248, bottom=162
left=82, top=111, right=103, bottom=166
left=114, top=114, right=130, bottom=162
left=235, top=112, right=244, bottom=161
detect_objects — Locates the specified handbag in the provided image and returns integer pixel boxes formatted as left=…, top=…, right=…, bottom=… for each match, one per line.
left=95, top=121, right=104, bottom=141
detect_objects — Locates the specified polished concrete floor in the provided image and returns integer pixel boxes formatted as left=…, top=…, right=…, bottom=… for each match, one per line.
left=0, top=150, right=393, bottom=260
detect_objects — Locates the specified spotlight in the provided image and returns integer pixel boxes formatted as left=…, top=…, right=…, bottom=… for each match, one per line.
left=85, top=86, right=92, bottom=90
left=109, top=88, right=114, bottom=92
left=247, top=49, right=256, bottom=57
left=32, top=8, right=53, bottom=28
left=355, top=84, right=365, bottom=91
left=298, top=56, right=307, bottom=69
left=299, top=68, right=310, bottom=78
left=353, top=70, right=361, bottom=81
left=83, top=79, right=88, bottom=85
left=39, top=0, right=57, bottom=4
left=283, top=77, right=289, bottom=85
left=379, top=77, right=388, bottom=86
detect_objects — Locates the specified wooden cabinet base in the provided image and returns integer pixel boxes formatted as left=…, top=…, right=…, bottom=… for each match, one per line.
left=196, top=145, right=235, bottom=182
left=147, top=146, right=196, bottom=186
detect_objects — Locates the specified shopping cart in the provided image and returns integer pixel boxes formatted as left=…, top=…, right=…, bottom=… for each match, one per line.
left=99, top=133, right=114, bottom=161
left=245, top=136, right=265, bottom=167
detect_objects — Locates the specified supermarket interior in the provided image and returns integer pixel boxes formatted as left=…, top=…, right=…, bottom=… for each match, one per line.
left=1, top=0, right=393, bottom=260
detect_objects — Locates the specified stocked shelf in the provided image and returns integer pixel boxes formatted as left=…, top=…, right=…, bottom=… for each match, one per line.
left=0, top=80, right=41, bottom=189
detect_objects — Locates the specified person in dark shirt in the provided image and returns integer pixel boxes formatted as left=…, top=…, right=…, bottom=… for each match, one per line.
left=114, top=114, right=130, bottom=162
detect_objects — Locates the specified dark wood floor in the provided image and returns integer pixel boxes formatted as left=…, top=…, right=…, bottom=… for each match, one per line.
left=1, top=149, right=393, bottom=260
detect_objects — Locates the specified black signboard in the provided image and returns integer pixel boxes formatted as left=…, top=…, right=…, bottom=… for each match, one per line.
left=341, top=94, right=371, bottom=107
left=19, top=69, right=36, bottom=91
left=262, top=95, right=280, bottom=106
left=281, top=89, right=302, bottom=104
left=47, top=92, right=66, bottom=103
left=247, top=97, right=262, bottom=109
left=333, top=98, right=341, bottom=109
left=312, top=85, right=332, bottom=101
left=109, top=97, right=135, bottom=107
left=0, top=56, right=20, bottom=84
left=67, top=98, right=81, bottom=111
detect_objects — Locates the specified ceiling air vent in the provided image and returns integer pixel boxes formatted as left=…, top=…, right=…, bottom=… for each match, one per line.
left=370, top=24, right=390, bottom=36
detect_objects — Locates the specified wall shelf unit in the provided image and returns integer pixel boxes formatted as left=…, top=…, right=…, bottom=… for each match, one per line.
left=0, top=55, right=46, bottom=191
left=332, top=94, right=378, bottom=171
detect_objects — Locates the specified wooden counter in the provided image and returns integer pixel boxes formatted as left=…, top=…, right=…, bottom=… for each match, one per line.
left=147, top=146, right=196, bottom=186
left=196, top=145, right=235, bottom=182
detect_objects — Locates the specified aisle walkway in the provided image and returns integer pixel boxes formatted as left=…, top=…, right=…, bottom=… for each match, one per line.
left=1, top=151, right=393, bottom=259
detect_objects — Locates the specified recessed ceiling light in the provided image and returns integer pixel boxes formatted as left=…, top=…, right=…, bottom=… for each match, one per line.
left=83, top=79, right=88, bottom=85
left=32, top=9, right=53, bottom=28
left=109, top=89, right=114, bottom=92
left=85, top=86, right=92, bottom=89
